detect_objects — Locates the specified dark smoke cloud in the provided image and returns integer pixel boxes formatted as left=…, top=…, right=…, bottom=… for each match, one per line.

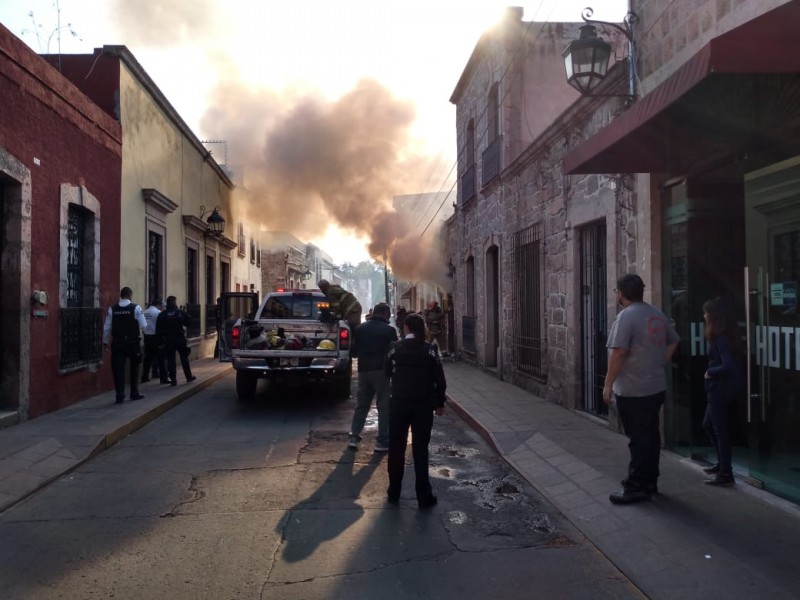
left=201, top=76, right=451, bottom=282
left=108, top=0, right=226, bottom=47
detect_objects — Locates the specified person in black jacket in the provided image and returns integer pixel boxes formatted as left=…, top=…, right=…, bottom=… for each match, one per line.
left=156, top=296, right=196, bottom=386
left=348, top=303, right=398, bottom=452
left=702, top=297, right=742, bottom=487
left=384, top=312, right=446, bottom=509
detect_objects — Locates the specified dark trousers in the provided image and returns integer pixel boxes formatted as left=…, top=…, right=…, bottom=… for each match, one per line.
left=616, top=392, right=664, bottom=490
left=142, top=334, right=167, bottom=381
left=111, top=341, right=142, bottom=401
left=387, top=401, right=435, bottom=502
left=165, top=339, right=193, bottom=382
left=703, top=398, right=732, bottom=475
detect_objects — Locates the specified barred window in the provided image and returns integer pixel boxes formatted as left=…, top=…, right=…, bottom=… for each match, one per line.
left=66, top=205, right=87, bottom=308
left=512, top=224, right=545, bottom=378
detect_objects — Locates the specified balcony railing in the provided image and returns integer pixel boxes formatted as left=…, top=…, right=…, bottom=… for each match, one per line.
left=481, top=134, right=503, bottom=187
left=59, top=307, right=103, bottom=370
left=185, top=303, right=201, bottom=338
left=205, top=303, right=218, bottom=335
left=462, top=316, right=476, bottom=353
left=460, top=163, right=476, bottom=204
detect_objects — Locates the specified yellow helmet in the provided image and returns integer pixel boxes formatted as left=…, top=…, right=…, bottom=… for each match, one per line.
left=317, top=339, right=335, bottom=350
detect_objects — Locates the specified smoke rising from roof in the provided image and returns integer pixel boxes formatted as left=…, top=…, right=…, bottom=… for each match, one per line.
left=202, top=76, right=451, bottom=283
left=108, top=0, right=227, bottom=46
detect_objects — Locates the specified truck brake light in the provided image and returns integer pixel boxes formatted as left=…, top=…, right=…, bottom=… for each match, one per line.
left=339, top=327, right=350, bottom=350
left=231, top=325, right=241, bottom=349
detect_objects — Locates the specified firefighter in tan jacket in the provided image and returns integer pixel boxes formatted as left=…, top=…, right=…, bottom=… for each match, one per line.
left=317, top=279, right=362, bottom=333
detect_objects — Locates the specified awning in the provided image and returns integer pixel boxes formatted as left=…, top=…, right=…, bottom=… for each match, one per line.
left=563, top=1, right=800, bottom=178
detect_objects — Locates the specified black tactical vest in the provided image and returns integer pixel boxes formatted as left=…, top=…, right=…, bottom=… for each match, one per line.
left=111, top=303, right=140, bottom=343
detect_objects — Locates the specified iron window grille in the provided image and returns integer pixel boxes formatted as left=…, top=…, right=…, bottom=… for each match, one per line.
left=511, top=223, right=546, bottom=378
left=59, top=307, right=103, bottom=370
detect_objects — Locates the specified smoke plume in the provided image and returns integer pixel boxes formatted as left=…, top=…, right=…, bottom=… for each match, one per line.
left=201, top=76, right=452, bottom=283
left=107, top=0, right=226, bottom=47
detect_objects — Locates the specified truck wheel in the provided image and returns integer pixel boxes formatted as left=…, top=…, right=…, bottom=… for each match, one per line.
left=236, top=372, right=257, bottom=401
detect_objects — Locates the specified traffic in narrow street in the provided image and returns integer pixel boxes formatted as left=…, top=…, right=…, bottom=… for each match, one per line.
left=0, top=372, right=642, bottom=599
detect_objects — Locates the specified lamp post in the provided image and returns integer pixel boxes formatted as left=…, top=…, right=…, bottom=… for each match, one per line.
left=562, top=7, right=637, bottom=100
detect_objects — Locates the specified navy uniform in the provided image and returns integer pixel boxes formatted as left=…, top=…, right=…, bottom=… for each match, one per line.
left=156, top=299, right=196, bottom=385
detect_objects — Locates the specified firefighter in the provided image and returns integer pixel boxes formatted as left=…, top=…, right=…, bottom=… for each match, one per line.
left=317, top=279, right=362, bottom=333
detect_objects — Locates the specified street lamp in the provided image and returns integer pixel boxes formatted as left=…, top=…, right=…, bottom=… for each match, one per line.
left=200, top=205, right=226, bottom=237
left=562, top=7, right=637, bottom=100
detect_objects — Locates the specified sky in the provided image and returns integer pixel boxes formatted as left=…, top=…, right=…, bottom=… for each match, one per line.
left=0, top=0, right=627, bottom=273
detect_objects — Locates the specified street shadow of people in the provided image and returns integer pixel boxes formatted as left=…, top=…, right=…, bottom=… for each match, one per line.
left=277, top=448, right=385, bottom=563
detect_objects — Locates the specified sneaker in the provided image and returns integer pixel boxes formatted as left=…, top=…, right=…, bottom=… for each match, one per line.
left=347, top=436, right=359, bottom=449
left=703, top=463, right=721, bottom=474
left=374, top=444, right=389, bottom=452
left=704, top=473, right=735, bottom=486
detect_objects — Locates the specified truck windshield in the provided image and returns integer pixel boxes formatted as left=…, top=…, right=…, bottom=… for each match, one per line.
left=262, top=294, right=326, bottom=319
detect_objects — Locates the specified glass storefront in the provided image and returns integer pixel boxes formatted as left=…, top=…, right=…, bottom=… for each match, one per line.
left=663, top=161, right=800, bottom=505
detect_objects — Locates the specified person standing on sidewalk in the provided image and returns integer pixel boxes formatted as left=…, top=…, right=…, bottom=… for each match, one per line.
left=701, top=297, right=742, bottom=487
left=103, top=286, right=147, bottom=404
left=141, top=298, right=168, bottom=384
left=156, top=296, right=196, bottom=386
left=603, top=274, right=679, bottom=505
left=348, top=303, right=398, bottom=452
left=423, top=300, right=448, bottom=356
left=384, top=312, right=446, bottom=509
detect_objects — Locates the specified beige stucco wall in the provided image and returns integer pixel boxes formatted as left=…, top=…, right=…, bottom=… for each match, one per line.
left=118, top=62, right=235, bottom=357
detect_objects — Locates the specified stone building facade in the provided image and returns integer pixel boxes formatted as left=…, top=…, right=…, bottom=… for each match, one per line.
left=450, top=0, right=800, bottom=504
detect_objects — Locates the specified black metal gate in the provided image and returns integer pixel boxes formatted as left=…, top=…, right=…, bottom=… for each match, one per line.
left=580, top=222, right=608, bottom=417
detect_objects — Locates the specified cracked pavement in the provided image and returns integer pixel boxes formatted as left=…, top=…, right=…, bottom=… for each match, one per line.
left=0, top=373, right=642, bottom=599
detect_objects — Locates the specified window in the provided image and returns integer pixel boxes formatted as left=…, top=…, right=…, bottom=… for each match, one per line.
left=206, top=253, right=216, bottom=306
left=59, top=187, right=102, bottom=372
left=256, top=246, right=261, bottom=267
left=487, top=82, right=499, bottom=141
left=250, top=237, right=256, bottom=264
left=148, top=231, right=163, bottom=303
left=263, top=292, right=326, bottom=319
left=511, top=224, right=545, bottom=377
left=461, top=119, right=477, bottom=204
left=66, top=205, right=87, bottom=308
left=220, top=260, right=230, bottom=293
left=187, top=246, right=198, bottom=304
left=237, top=223, right=246, bottom=257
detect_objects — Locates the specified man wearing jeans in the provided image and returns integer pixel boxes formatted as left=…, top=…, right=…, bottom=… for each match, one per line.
left=348, top=303, right=397, bottom=452
left=603, top=274, right=679, bottom=505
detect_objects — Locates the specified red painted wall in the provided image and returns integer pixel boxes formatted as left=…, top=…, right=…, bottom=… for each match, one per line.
left=0, top=24, right=123, bottom=417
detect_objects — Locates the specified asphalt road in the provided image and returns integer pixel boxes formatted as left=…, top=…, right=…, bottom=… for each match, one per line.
left=0, top=373, right=644, bottom=599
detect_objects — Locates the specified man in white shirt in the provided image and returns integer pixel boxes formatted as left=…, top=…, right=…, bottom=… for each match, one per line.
left=141, top=298, right=167, bottom=384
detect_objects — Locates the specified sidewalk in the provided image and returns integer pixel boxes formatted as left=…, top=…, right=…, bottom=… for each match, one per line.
left=442, top=361, right=800, bottom=600
left=0, top=358, right=231, bottom=513
left=2, top=359, right=799, bottom=598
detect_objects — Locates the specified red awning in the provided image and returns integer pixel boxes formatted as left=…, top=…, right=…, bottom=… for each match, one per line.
left=563, top=1, right=800, bottom=177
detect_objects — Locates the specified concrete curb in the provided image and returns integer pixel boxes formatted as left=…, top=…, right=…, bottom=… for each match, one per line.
left=93, top=365, right=232, bottom=456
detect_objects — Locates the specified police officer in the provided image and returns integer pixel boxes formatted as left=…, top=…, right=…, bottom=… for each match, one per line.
left=103, top=286, right=147, bottom=404
left=156, top=296, right=196, bottom=386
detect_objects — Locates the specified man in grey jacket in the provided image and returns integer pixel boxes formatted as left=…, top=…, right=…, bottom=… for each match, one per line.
left=348, top=303, right=397, bottom=452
